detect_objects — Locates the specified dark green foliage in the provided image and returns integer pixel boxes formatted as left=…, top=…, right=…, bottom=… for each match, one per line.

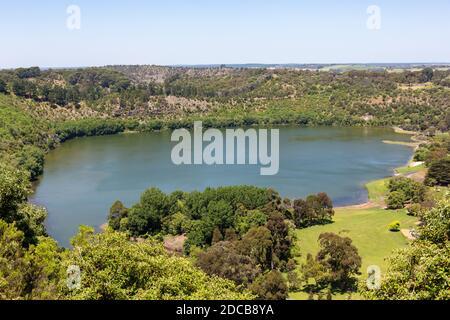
left=425, top=158, right=450, bottom=186
left=0, top=164, right=47, bottom=246
left=0, top=164, right=30, bottom=220
left=235, top=208, right=268, bottom=235
left=420, top=68, right=434, bottom=83
left=266, top=212, right=292, bottom=268
left=0, top=79, right=7, bottom=93
left=292, top=193, right=334, bottom=227
left=108, top=201, right=128, bottom=231
left=249, top=270, right=288, bottom=300
left=16, top=145, right=45, bottom=180
left=12, top=80, right=28, bottom=97
left=196, top=241, right=261, bottom=286
left=55, top=119, right=130, bottom=142
left=306, top=233, right=362, bottom=290
left=127, top=188, right=170, bottom=236
left=238, top=226, right=273, bottom=270
left=15, top=67, right=41, bottom=79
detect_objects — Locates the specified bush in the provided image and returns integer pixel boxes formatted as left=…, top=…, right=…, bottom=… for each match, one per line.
left=386, top=191, right=407, bottom=210
left=413, top=147, right=429, bottom=162
left=407, top=203, right=424, bottom=217
left=388, top=221, right=401, bottom=232
left=388, top=177, right=426, bottom=204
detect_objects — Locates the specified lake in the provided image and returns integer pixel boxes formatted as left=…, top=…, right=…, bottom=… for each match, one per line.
left=31, top=127, right=414, bottom=247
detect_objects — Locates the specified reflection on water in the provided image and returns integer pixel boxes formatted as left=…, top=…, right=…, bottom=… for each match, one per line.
left=31, top=127, right=413, bottom=247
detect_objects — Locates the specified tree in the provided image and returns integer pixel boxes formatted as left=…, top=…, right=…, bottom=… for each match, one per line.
left=48, top=86, right=68, bottom=106
left=293, top=193, right=334, bottom=227
left=287, top=270, right=300, bottom=291
left=249, top=270, right=288, bottom=300
left=16, top=145, right=45, bottom=180
left=266, top=212, right=292, bottom=268
left=425, top=158, right=450, bottom=186
left=0, top=78, right=7, bottom=93
left=12, top=80, right=27, bottom=97
left=127, top=188, right=170, bottom=236
left=16, top=67, right=41, bottom=79
left=161, top=212, right=191, bottom=235
left=421, top=67, right=434, bottom=82
left=316, top=233, right=362, bottom=290
left=0, top=164, right=48, bottom=246
left=0, top=219, right=27, bottom=299
left=386, top=191, right=407, bottom=209
left=66, top=228, right=253, bottom=300
left=362, top=241, right=450, bottom=300
left=196, top=241, right=261, bottom=286
left=293, top=198, right=313, bottom=227
left=238, top=226, right=273, bottom=270
left=0, top=220, right=63, bottom=300
left=388, top=177, right=426, bottom=205
left=316, top=192, right=335, bottom=221
left=419, top=194, right=450, bottom=244
left=301, top=253, right=328, bottom=289
left=363, top=194, right=450, bottom=300
left=205, top=200, right=234, bottom=233
left=0, top=164, right=29, bottom=218
left=108, top=201, right=128, bottom=231
left=236, top=209, right=268, bottom=235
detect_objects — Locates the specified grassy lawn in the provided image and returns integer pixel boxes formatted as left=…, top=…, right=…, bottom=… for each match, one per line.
left=395, top=164, right=426, bottom=174
left=366, top=178, right=389, bottom=203
left=290, top=206, right=418, bottom=300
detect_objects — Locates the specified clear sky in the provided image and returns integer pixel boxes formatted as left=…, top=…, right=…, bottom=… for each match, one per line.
left=1, top=0, right=449, bottom=68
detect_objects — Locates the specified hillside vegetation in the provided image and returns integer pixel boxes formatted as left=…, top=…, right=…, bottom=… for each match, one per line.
left=0, top=66, right=449, bottom=300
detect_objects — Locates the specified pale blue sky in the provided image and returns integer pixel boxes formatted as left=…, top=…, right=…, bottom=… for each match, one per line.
left=1, top=0, right=449, bottom=68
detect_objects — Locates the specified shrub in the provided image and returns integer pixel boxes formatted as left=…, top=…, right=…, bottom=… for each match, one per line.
left=388, top=177, right=426, bottom=204
left=388, top=221, right=401, bottom=232
left=413, top=147, right=429, bottom=162
left=407, top=203, right=424, bottom=217
left=386, top=191, right=407, bottom=210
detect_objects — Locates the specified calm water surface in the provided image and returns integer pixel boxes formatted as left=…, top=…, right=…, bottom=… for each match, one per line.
left=31, top=127, right=414, bottom=247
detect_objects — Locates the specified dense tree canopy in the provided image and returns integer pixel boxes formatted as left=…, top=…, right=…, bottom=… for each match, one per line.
left=66, top=227, right=253, bottom=300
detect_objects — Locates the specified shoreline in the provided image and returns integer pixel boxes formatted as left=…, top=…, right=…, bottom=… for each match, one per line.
left=338, top=127, right=423, bottom=210
left=35, top=125, right=422, bottom=236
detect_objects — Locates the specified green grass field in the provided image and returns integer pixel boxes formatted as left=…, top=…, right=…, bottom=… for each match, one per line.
left=395, top=164, right=426, bottom=174
left=290, top=206, right=418, bottom=300
left=366, top=178, right=389, bottom=203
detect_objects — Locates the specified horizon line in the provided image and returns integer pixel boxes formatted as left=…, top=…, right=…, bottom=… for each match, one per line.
left=2, top=62, right=450, bottom=70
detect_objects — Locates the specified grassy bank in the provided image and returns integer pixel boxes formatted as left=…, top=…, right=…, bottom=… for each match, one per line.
left=290, top=206, right=418, bottom=300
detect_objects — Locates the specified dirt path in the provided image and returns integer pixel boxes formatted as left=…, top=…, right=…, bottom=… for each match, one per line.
left=401, top=229, right=416, bottom=241
left=338, top=201, right=380, bottom=210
